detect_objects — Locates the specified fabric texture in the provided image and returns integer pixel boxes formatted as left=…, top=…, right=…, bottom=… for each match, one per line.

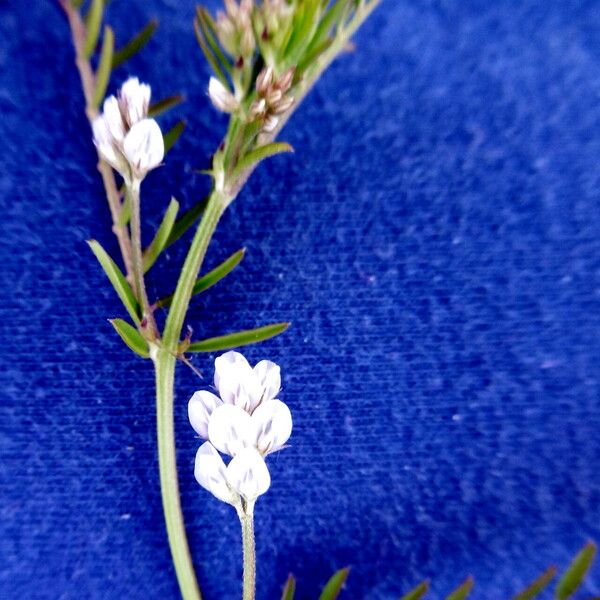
left=1, top=1, right=599, bottom=598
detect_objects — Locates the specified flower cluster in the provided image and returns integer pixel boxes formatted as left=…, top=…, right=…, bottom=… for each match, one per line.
left=249, top=66, right=295, bottom=132
left=188, top=351, right=292, bottom=509
left=92, top=77, right=164, bottom=183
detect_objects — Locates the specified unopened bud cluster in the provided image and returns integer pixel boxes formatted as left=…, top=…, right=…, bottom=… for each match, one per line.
left=249, top=66, right=295, bottom=132
left=188, top=351, right=292, bottom=511
left=216, top=0, right=255, bottom=61
left=92, top=78, right=164, bottom=183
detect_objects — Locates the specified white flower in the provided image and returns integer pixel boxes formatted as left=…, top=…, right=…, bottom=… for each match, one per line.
left=188, top=351, right=292, bottom=506
left=208, top=77, right=239, bottom=113
left=122, top=119, right=164, bottom=178
left=119, top=77, right=151, bottom=126
left=194, top=442, right=270, bottom=504
left=92, top=77, right=163, bottom=182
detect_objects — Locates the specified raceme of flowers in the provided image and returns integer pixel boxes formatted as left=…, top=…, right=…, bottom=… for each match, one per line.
left=188, top=351, right=292, bottom=508
left=92, top=77, right=164, bottom=183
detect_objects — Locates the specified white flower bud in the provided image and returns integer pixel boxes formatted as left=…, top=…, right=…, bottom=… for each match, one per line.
left=208, top=404, right=253, bottom=456
left=188, top=391, right=223, bottom=439
left=208, top=77, right=239, bottom=113
left=226, top=447, right=270, bottom=501
left=252, top=399, right=292, bottom=455
left=119, top=77, right=151, bottom=126
left=194, top=442, right=239, bottom=505
left=92, top=115, right=128, bottom=177
left=102, top=96, right=126, bottom=143
left=122, top=118, right=164, bottom=179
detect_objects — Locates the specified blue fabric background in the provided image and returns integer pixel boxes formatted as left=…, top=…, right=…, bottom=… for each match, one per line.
left=1, top=1, right=599, bottom=598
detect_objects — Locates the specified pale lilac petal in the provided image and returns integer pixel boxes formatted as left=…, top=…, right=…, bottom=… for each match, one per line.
left=208, top=77, right=239, bottom=113
left=92, top=115, right=128, bottom=176
left=208, top=404, right=253, bottom=456
left=194, top=442, right=238, bottom=505
left=123, top=119, right=164, bottom=177
left=119, top=77, right=151, bottom=125
left=102, top=96, right=125, bottom=143
left=214, top=351, right=262, bottom=410
left=188, top=390, right=223, bottom=439
left=226, top=447, right=270, bottom=501
left=253, top=360, right=281, bottom=404
left=251, top=399, right=292, bottom=455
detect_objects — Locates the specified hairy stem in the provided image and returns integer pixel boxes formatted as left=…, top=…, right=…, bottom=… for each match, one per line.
left=239, top=508, right=256, bottom=600
left=59, top=0, right=134, bottom=281
left=155, top=349, right=203, bottom=600
left=128, top=179, right=158, bottom=336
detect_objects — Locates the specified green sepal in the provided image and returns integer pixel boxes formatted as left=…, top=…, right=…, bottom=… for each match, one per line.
left=187, top=322, right=290, bottom=353
left=112, top=19, right=158, bottom=69
left=165, top=197, right=208, bottom=248
left=109, top=318, right=149, bottom=358
left=87, top=240, right=140, bottom=324
left=92, top=25, right=114, bottom=108
left=318, top=567, right=350, bottom=600
left=156, top=248, right=245, bottom=308
left=400, top=580, right=429, bottom=600
left=148, top=94, right=184, bottom=118
left=232, top=142, right=294, bottom=180
left=445, top=576, right=473, bottom=600
left=71, top=0, right=85, bottom=9
left=281, top=574, right=296, bottom=600
left=83, top=0, right=103, bottom=58
left=555, top=541, right=597, bottom=600
left=512, top=566, right=557, bottom=600
left=163, top=120, right=185, bottom=154
left=142, top=197, right=179, bottom=273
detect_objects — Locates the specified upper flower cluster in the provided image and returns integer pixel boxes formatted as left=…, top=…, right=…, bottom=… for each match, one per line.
left=92, top=77, right=164, bottom=183
left=188, top=351, right=292, bottom=509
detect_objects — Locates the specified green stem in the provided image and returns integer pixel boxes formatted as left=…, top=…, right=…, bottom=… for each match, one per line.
left=163, top=190, right=228, bottom=349
left=239, top=508, right=256, bottom=600
left=155, top=349, right=202, bottom=600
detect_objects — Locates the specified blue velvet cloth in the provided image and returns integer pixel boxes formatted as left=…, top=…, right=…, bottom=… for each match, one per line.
left=1, top=1, right=599, bottom=598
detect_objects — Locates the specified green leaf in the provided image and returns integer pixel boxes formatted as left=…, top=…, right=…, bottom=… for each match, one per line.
left=148, top=94, right=184, bottom=118
left=112, top=19, right=158, bottom=69
left=318, top=567, right=350, bottom=600
left=87, top=240, right=140, bottom=324
left=142, top=197, right=179, bottom=273
left=445, top=576, right=474, bottom=600
left=194, top=15, right=229, bottom=87
left=109, top=319, right=149, bottom=358
left=306, top=0, right=347, bottom=54
left=71, top=0, right=85, bottom=10
left=400, top=580, right=429, bottom=600
left=281, top=574, right=296, bottom=600
left=187, top=322, right=290, bottom=353
left=196, top=7, right=232, bottom=76
left=92, top=25, right=114, bottom=108
left=512, top=566, right=557, bottom=600
left=83, top=0, right=104, bottom=58
left=284, top=0, right=323, bottom=66
left=165, top=197, right=208, bottom=248
left=156, top=248, right=245, bottom=308
left=232, top=142, right=294, bottom=180
left=163, top=120, right=185, bottom=154
left=555, top=541, right=597, bottom=600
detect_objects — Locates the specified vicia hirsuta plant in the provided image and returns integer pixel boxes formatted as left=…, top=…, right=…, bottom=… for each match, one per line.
left=57, top=1, right=380, bottom=599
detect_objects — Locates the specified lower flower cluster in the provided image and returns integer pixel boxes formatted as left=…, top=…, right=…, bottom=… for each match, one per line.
left=188, top=351, right=292, bottom=509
